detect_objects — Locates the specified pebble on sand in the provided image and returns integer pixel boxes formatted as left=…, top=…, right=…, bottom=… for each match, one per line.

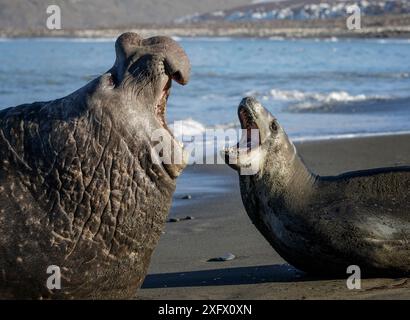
left=167, top=216, right=194, bottom=223
left=208, top=253, right=236, bottom=262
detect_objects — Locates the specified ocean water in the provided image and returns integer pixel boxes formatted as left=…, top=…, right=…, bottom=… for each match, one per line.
left=1, top=37, right=410, bottom=142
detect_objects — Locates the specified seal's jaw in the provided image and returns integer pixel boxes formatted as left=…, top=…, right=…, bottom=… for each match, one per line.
left=223, top=97, right=279, bottom=175
left=154, top=77, right=172, bottom=131
left=151, top=76, right=190, bottom=179
left=223, top=98, right=264, bottom=174
left=145, top=76, right=189, bottom=180
left=238, top=106, right=261, bottom=151
left=110, top=32, right=191, bottom=179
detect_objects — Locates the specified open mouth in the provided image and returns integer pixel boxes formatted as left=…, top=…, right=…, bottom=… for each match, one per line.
left=155, top=77, right=172, bottom=132
left=222, top=104, right=262, bottom=173
left=153, top=76, right=187, bottom=179
left=237, top=106, right=261, bottom=152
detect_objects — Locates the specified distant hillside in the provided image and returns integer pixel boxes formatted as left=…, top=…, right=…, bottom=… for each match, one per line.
left=0, top=0, right=251, bottom=30
left=177, top=0, right=410, bottom=23
left=2, top=0, right=410, bottom=38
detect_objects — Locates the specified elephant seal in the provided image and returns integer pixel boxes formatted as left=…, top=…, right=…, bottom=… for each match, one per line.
left=0, top=32, right=190, bottom=299
left=224, top=97, right=410, bottom=277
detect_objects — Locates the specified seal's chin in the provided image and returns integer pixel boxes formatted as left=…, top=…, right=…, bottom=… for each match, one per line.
left=223, top=105, right=262, bottom=173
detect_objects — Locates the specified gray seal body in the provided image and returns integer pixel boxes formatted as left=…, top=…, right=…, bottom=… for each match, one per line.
left=224, top=97, right=410, bottom=277
left=0, top=32, right=191, bottom=299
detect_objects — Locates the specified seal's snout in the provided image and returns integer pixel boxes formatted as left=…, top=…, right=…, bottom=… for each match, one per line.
left=237, top=96, right=265, bottom=132
left=161, top=39, right=191, bottom=85
left=114, top=32, right=191, bottom=86
left=140, top=35, right=190, bottom=86
left=165, top=61, right=189, bottom=85
left=239, top=96, right=266, bottom=116
left=231, top=96, right=278, bottom=156
left=239, top=96, right=259, bottom=109
left=110, top=32, right=191, bottom=180
left=222, top=97, right=265, bottom=174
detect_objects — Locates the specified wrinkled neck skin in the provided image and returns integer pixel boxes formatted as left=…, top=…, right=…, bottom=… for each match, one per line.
left=237, top=131, right=318, bottom=271
left=241, top=132, right=316, bottom=199
left=238, top=131, right=317, bottom=250
left=53, top=72, right=178, bottom=189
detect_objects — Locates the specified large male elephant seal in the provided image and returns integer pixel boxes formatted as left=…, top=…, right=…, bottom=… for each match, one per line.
left=0, top=32, right=190, bottom=299
left=224, top=97, right=410, bottom=277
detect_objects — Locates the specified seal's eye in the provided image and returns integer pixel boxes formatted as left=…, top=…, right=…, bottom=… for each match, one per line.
left=101, top=73, right=116, bottom=89
left=108, top=74, right=116, bottom=87
left=270, top=121, right=278, bottom=132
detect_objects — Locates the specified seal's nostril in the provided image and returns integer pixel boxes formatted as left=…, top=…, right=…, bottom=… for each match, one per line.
left=163, top=60, right=184, bottom=85
left=163, top=50, right=190, bottom=85
left=171, top=71, right=183, bottom=84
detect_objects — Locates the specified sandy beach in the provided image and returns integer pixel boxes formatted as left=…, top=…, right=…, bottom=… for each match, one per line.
left=2, top=14, right=410, bottom=39
left=138, top=134, right=410, bottom=300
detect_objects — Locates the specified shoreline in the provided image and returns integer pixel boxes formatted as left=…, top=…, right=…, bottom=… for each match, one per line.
left=1, top=26, right=410, bottom=39
left=291, top=130, right=410, bottom=143
left=139, top=133, right=410, bottom=300
left=2, top=15, right=410, bottom=39
left=2, top=35, right=410, bottom=42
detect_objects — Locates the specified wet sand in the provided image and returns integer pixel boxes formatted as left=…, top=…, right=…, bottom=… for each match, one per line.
left=138, top=134, right=410, bottom=300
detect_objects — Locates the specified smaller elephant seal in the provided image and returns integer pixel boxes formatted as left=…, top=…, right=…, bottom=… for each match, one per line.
left=224, top=97, right=410, bottom=277
left=0, top=32, right=190, bottom=299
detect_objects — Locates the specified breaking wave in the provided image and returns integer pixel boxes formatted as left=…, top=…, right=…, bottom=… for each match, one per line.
left=169, top=118, right=206, bottom=138
left=247, top=88, right=391, bottom=112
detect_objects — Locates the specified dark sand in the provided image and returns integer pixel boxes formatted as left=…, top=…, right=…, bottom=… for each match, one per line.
left=138, top=134, right=410, bottom=300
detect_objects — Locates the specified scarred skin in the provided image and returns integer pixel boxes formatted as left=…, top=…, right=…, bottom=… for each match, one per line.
left=224, top=97, right=410, bottom=277
left=0, top=32, right=190, bottom=299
